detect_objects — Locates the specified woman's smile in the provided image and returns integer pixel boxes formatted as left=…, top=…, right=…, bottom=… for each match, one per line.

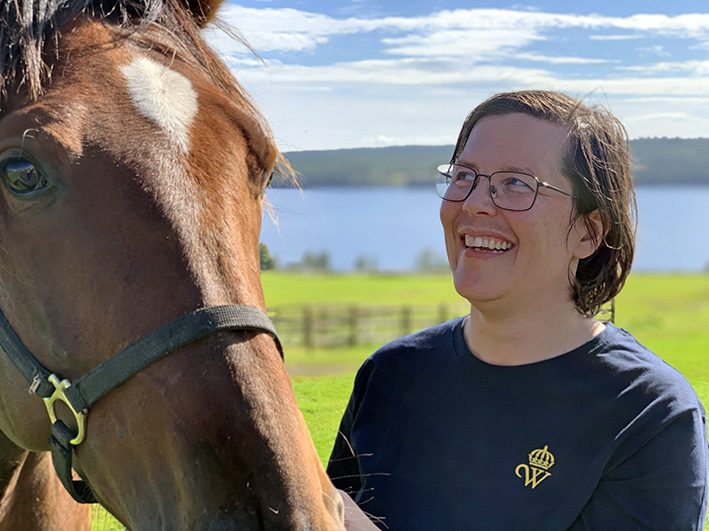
left=462, top=234, right=515, bottom=254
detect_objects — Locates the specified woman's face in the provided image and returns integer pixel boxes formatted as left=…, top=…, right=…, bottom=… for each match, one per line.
left=440, top=113, right=592, bottom=313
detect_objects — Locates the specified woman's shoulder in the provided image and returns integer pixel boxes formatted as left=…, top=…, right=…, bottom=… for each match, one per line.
left=593, top=324, right=704, bottom=417
left=347, top=317, right=467, bottom=407
left=353, top=317, right=465, bottom=378
left=371, top=316, right=464, bottom=361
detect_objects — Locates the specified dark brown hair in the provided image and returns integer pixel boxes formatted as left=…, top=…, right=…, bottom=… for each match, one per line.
left=452, top=90, right=636, bottom=317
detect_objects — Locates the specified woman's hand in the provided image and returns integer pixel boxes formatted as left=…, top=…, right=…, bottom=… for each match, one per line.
left=338, top=490, right=380, bottom=530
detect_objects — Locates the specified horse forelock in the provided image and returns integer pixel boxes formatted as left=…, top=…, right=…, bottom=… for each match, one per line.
left=0, top=0, right=277, bottom=160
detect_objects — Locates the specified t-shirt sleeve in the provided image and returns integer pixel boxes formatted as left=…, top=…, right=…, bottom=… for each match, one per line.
left=570, top=408, right=708, bottom=530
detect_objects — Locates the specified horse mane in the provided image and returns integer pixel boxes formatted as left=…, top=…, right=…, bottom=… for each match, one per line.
left=0, top=0, right=294, bottom=179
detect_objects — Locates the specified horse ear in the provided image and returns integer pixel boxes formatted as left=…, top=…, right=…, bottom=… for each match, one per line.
left=182, top=0, right=223, bottom=26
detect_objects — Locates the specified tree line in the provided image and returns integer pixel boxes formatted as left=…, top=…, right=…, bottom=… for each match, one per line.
left=276, top=138, right=709, bottom=188
left=259, top=244, right=448, bottom=273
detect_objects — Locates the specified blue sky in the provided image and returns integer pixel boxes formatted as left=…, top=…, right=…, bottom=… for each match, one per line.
left=206, top=1, right=709, bottom=150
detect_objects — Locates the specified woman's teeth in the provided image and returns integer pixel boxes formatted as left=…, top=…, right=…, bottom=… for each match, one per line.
left=464, top=235, right=513, bottom=251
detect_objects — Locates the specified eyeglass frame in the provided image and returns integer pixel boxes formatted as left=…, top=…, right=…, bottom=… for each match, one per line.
left=436, top=161, right=576, bottom=212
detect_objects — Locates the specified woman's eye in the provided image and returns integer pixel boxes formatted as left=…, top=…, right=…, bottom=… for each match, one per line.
left=2, top=159, right=48, bottom=195
left=453, top=171, right=474, bottom=182
left=501, top=175, right=534, bottom=192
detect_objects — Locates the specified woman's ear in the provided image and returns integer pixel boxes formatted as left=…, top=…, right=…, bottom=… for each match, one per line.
left=183, top=0, right=223, bottom=27
left=573, top=210, right=605, bottom=260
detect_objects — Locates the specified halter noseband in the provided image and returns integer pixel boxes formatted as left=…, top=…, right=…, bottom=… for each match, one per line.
left=0, top=304, right=282, bottom=504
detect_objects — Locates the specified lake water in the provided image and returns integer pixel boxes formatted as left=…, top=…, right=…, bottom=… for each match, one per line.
left=261, top=186, right=709, bottom=273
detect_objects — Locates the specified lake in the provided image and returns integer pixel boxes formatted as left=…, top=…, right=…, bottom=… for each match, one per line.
left=261, top=186, right=709, bottom=273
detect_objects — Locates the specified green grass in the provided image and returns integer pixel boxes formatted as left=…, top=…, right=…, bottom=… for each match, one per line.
left=261, top=271, right=462, bottom=306
left=92, top=272, right=709, bottom=529
left=613, top=274, right=709, bottom=398
left=292, top=375, right=355, bottom=464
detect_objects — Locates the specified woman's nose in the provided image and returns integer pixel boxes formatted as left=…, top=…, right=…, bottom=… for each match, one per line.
left=463, top=175, right=497, bottom=215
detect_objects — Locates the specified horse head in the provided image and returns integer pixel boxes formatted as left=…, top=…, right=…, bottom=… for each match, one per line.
left=0, top=0, right=345, bottom=528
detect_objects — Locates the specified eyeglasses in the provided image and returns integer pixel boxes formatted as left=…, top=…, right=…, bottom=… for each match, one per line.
left=435, top=162, right=575, bottom=211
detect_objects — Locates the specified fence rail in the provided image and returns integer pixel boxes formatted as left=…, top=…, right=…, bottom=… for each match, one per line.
left=268, top=303, right=468, bottom=349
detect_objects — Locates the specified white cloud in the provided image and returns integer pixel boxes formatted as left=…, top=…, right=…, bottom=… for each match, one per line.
left=589, top=34, right=643, bottom=41
left=209, top=6, right=709, bottom=57
left=515, top=53, right=615, bottom=65
left=235, top=56, right=709, bottom=99
left=205, top=7, right=335, bottom=53
left=557, top=76, right=709, bottom=97
left=206, top=5, right=418, bottom=53
left=620, top=95, right=709, bottom=105
left=630, top=112, right=707, bottom=124
left=222, top=56, right=265, bottom=68
left=207, top=5, right=709, bottom=149
left=213, top=5, right=709, bottom=99
left=237, top=57, right=554, bottom=86
left=621, top=107, right=709, bottom=139
left=381, top=29, right=543, bottom=59
left=636, top=44, right=671, bottom=58
left=363, top=134, right=456, bottom=147
left=618, top=60, right=709, bottom=75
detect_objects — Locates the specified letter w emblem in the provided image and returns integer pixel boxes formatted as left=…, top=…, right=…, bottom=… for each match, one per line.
left=515, top=464, right=551, bottom=489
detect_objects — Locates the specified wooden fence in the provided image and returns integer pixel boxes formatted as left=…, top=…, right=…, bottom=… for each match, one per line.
left=268, top=303, right=468, bottom=349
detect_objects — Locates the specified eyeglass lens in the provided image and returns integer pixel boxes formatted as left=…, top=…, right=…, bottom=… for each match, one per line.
left=436, top=165, right=538, bottom=211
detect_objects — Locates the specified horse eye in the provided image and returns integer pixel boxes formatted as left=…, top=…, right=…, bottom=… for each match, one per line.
left=2, top=159, right=48, bottom=195
left=265, top=172, right=274, bottom=189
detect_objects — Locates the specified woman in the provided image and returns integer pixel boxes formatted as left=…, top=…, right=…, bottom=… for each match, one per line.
left=331, top=91, right=707, bottom=530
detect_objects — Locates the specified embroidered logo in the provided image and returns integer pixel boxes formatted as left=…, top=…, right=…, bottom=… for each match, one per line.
left=515, top=444, right=555, bottom=489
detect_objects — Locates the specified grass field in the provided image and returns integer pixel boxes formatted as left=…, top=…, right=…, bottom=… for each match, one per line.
left=92, top=272, right=709, bottom=529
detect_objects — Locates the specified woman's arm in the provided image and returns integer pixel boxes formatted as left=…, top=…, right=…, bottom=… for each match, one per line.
left=339, top=490, right=380, bottom=531
left=570, top=408, right=707, bottom=530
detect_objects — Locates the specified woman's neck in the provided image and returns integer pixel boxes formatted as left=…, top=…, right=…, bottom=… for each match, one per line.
left=464, top=302, right=605, bottom=366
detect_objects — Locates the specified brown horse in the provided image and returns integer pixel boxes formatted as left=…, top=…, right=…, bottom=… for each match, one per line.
left=0, top=0, right=345, bottom=529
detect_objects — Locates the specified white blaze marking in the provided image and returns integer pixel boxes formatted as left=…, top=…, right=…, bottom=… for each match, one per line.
left=121, top=57, right=198, bottom=153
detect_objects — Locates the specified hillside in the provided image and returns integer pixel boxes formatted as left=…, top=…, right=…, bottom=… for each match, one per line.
left=277, top=138, right=709, bottom=187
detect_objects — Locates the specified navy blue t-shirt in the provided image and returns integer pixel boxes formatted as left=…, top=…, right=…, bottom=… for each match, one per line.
left=327, top=319, right=708, bottom=530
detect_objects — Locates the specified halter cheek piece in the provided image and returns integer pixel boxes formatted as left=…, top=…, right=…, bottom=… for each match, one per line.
left=0, top=304, right=282, bottom=504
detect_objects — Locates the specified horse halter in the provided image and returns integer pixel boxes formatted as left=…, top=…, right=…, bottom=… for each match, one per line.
left=0, top=304, right=283, bottom=504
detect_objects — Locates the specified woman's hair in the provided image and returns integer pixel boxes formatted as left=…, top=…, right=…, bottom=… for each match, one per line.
left=452, top=90, right=636, bottom=317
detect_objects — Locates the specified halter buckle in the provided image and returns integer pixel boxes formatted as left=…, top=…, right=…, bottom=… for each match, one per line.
left=43, top=374, right=87, bottom=446
left=29, top=375, right=41, bottom=395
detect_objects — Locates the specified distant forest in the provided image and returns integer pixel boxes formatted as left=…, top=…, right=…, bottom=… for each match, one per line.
left=277, top=138, right=709, bottom=187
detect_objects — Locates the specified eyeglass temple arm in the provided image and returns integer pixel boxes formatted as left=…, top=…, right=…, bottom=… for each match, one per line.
left=540, top=181, right=575, bottom=198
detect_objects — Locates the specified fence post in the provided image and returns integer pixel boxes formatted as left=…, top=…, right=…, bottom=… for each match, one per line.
left=438, top=303, right=448, bottom=323
left=401, top=305, right=412, bottom=336
left=303, top=305, right=314, bottom=349
left=348, top=305, right=359, bottom=346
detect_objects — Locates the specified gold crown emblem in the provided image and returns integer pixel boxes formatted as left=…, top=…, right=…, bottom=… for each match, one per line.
left=528, top=445, right=555, bottom=470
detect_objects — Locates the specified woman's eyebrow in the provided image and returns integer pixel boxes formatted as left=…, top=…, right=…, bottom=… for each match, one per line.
left=500, top=165, right=538, bottom=174
left=456, top=160, right=538, bottom=175
left=453, top=160, right=478, bottom=170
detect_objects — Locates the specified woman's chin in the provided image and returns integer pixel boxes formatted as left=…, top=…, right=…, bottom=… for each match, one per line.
left=453, top=274, right=504, bottom=306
